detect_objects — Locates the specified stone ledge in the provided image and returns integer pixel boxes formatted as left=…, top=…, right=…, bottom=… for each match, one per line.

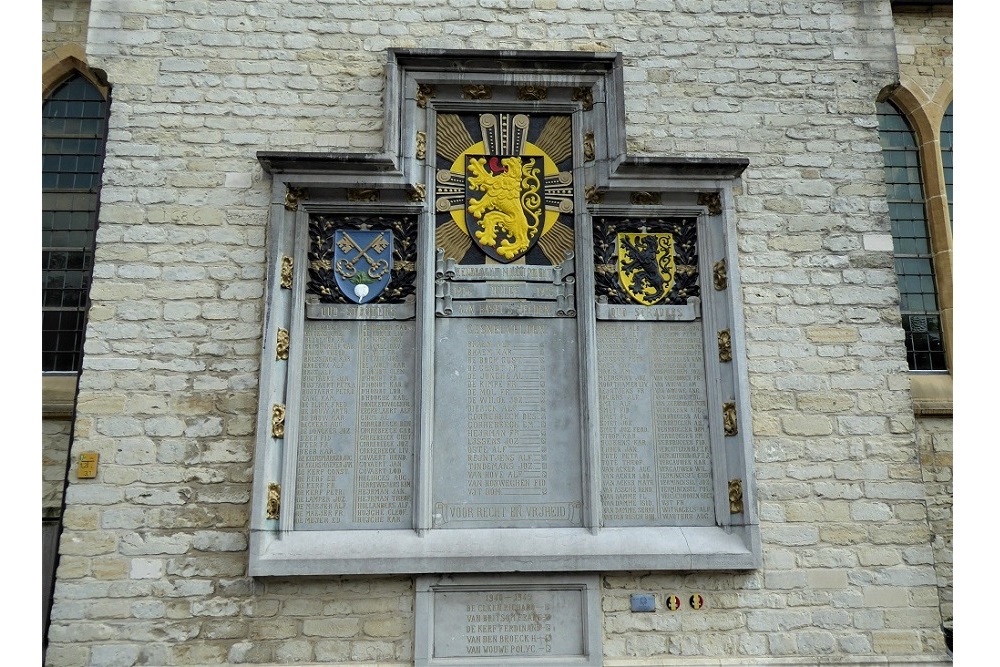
left=910, top=374, right=952, bottom=416
left=42, top=374, right=78, bottom=419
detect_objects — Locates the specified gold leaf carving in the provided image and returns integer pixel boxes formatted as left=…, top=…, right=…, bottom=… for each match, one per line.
left=280, top=256, right=293, bottom=289
left=717, top=329, right=732, bottom=363
left=713, top=259, right=727, bottom=291
left=415, top=131, right=426, bottom=160
left=698, top=191, right=722, bottom=215
left=284, top=186, right=307, bottom=211
left=416, top=83, right=435, bottom=108
left=276, top=328, right=289, bottom=361
left=631, top=191, right=661, bottom=206
left=585, top=185, right=603, bottom=204
left=728, top=479, right=743, bottom=514
left=266, top=482, right=281, bottom=520
left=573, top=86, right=594, bottom=111
left=723, top=402, right=737, bottom=436
left=463, top=84, right=492, bottom=100
left=347, top=189, right=379, bottom=202
left=407, top=184, right=426, bottom=203
left=518, top=85, right=548, bottom=101
left=271, top=404, right=286, bottom=438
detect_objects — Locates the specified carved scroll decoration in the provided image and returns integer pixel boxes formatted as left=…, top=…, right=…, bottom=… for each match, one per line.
left=713, top=259, right=727, bottom=291
left=723, top=402, right=738, bottom=436
left=266, top=482, right=281, bottom=520
left=284, top=186, right=308, bottom=211
left=271, top=404, right=286, bottom=438
left=415, top=131, right=427, bottom=160
left=728, top=479, right=744, bottom=514
left=718, top=329, right=732, bottom=363
left=276, top=328, right=289, bottom=361
left=280, top=256, right=293, bottom=289
left=698, top=192, right=722, bottom=215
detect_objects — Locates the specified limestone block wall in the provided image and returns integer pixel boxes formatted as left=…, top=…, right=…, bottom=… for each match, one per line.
left=915, top=416, right=952, bottom=629
left=891, top=4, right=952, bottom=102
left=43, top=0, right=91, bottom=57
left=44, top=419, right=73, bottom=513
left=47, top=1, right=951, bottom=665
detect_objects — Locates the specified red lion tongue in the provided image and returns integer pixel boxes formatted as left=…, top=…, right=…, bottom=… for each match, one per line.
left=488, top=156, right=507, bottom=174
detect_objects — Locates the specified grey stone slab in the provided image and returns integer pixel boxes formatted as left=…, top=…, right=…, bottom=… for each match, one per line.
left=305, top=298, right=416, bottom=320
left=294, top=319, right=415, bottom=530
left=597, top=320, right=715, bottom=527
left=415, top=574, right=602, bottom=667
left=595, top=297, right=700, bottom=321
left=432, top=318, right=583, bottom=529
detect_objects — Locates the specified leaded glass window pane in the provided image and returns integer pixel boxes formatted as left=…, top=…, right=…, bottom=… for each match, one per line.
left=42, top=74, right=108, bottom=373
left=877, top=101, right=946, bottom=371
left=941, top=101, right=953, bottom=227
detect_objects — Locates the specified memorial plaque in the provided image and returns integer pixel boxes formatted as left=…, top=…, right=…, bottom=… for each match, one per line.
left=597, top=320, right=715, bottom=526
left=415, top=575, right=602, bottom=667
left=432, top=319, right=583, bottom=528
left=294, top=319, right=415, bottom=529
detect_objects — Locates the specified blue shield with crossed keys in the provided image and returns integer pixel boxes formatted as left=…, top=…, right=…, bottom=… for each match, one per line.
left=333, top=229, right=393, bottom=304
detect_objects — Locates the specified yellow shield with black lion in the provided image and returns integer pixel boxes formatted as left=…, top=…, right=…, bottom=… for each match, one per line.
left=617, top=232, right=676, bottom=305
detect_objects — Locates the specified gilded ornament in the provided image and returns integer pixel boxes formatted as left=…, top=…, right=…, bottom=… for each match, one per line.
left=518, top=85, right=548, bottom=101
left=463, top=84, right=492, bottom=100
left=280, top=256, right=294, bottom=289
left=271, top=404, right=286, bottom=438
left=717, top=329, right=732, bottom=363
left=585, top=185, right=603, bottom=204
left=713, top=259, right=727, bottom=291
left=728, top=479, right=744, bottom=514
left=723, top=402, right=738, bottom=436
left=407, top=183, right=426, bottom=203
left=630, top=191, right=661, bottom=206
left=284, top=186, right=307, bottom=211
left=266, top=482, right=281, bottom=520
left=276, top=328, right=289, bottom=361
left=347, top=188, right=379, bottom=202
left=415, top=131, right=427, bottom=160
left=583, top=132, right=595, bottom=162
left=416, top=83, right=435, bottom=108
left=698, top=191, right=722, bottom=215
left=573, top=86, right=594, bottom=111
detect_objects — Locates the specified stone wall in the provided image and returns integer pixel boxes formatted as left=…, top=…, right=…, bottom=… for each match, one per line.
left=44, top=419, right=73, bottom=514
left=46, top=1, right=951, bottom=665
left=915, top=415, right=952, bottom=631
left=891, top=4, right=952, bottom=101
left=43, top=0, right=91, bottom=57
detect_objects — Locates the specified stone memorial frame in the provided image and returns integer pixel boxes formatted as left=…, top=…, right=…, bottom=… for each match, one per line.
left=249, top=50, right=760, bottom=576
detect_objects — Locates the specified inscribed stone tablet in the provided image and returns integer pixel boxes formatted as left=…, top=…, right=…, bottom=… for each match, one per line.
left=294, top=319, right=415, bottom=529
left=432, top=319, right=583, bottom=528
left=597, top=320, right=715, bottom=526
left=415, top=575, right=602, bottom=667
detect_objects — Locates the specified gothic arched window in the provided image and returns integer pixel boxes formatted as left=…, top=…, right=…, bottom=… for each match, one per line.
left=42, top=73, right=109, bottom=372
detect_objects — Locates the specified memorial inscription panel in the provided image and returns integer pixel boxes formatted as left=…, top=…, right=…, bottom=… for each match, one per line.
left=597, top=320, right=715, bottom=526
left=415, top=575, right=602, bottom=667
left=294, top=319, right=415, bottom=529
left=432, top=318, right=583, bottom=528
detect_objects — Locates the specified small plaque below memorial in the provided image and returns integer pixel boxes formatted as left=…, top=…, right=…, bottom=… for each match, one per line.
left=415, top=575, right=602, bottom=667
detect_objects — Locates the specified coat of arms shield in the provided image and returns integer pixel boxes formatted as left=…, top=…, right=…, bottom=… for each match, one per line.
left=465, top=154, right=545, bottom=263
left=333, top=229, right=393, bottom=304
left=617, top=232, right=676, bottom=306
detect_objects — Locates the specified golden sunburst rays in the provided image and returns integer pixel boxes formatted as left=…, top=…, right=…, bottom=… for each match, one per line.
left=537, top=220, right=575, bottom=265
left=532, top=115, right=573, bottom=165
left=436, top=114, right=475, bottom=164
left=434, top=112, right=575, bottom=263
left=436, top=216, right=473, bottom=261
